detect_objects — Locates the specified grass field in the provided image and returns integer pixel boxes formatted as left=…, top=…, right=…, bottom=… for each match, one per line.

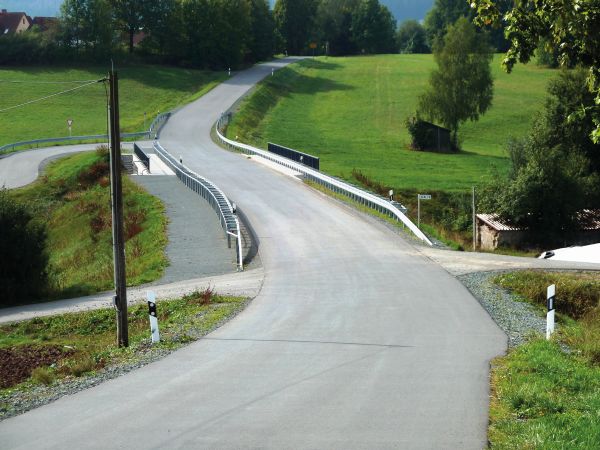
left=489, top=271, right=600, bottom=447
left=227, top=55, right=556, bottom=192
left=0, top=65, right=227, bottom=146
left=10, top=149, right=168, bottom=300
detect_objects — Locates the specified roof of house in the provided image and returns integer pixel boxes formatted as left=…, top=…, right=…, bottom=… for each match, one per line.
left=0, top=11, right=32, bottom=35
left=476, top=214, right=522, bottom=231
left=477, top=210, right=600, bottom=232
left=32, top=16, right=59, bottom=31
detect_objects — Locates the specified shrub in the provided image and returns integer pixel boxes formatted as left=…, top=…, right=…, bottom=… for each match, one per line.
left=31, top=367, right=55, bottom=386
left=0, top=189, right=49, bottom=305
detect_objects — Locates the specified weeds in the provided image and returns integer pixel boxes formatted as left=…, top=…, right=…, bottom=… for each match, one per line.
left=31, top=367, right=55, bottom=386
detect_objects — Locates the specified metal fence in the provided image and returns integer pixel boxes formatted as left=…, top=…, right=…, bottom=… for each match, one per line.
left=153, top=141, right=244, bottom=270
left=268, top=142, right=320, bottom=170
left=0, top=112, right=171, bottom=155
left=216, top=114, right=433, bottom=246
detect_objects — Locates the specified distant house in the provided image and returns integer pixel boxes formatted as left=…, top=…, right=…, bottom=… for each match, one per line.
left=0, top=10, right=32, bottom=35
left=476, top=211, right=600, bottom=250
left=32, top=16, right=59, bottom=33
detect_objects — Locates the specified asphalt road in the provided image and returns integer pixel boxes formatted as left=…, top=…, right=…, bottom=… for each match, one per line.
left=0, top=59, right=508, bottom=449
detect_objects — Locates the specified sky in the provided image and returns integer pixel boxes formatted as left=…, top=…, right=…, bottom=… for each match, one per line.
left=0, top=0, right=433, bottom=23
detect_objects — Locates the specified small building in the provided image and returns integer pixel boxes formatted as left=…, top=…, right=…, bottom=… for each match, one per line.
left=0, top=10, right=32, bottom=35
left=477, top=211, right=600, bottom=250
left=476, top=214, right=526, bottom=250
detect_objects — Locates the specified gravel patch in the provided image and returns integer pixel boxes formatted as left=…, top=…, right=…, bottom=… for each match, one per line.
left=458, top=271, right=547, bottom=348
left=0, top=298, right=250, bottom=422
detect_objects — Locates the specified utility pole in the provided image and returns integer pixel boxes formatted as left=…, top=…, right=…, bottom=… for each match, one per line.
left=108, top=70, right=128, bottom=347
left=472, top=186, right=476, bottom=251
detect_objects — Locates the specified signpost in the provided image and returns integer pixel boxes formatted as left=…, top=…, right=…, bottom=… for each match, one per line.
left=417, top=194, right=431, bottom=228
left=547, top=284, right=556, bottom=339
left=67, top=118, right=73, bottom=137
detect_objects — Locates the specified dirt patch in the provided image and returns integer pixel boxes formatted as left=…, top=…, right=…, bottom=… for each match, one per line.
left=0, top=345, right=73, bottom=388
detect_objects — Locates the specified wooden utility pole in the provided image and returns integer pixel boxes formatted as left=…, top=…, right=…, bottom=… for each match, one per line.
left=472, top=186, right=476, bottom=251
left=108, top=70, right=128, bottom=347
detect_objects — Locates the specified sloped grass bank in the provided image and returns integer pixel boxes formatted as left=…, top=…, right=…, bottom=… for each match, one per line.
left=0, top=65, right=226, bottom=147
left=10, top=149, right=167, bottom=300
left=489, top=271, right=600, bottom=447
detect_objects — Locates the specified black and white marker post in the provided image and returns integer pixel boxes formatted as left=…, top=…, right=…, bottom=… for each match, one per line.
left=147, top=291, right=160, bottom=344
left=546, top=284, right=556, bottom=340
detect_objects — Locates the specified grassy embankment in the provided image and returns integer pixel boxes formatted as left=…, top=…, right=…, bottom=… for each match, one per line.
left=0, top=289, right=246, bottom=406
left=10, top=149, right=167, bottom=300
left=489, top=271, right=600, bottom=448
left=225, top=55, right=555, bottom=247
left=0, top=65, right=227, bottom=147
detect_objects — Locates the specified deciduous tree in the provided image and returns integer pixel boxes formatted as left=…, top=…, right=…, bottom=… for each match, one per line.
left=417, top=17, right=493, bottom=146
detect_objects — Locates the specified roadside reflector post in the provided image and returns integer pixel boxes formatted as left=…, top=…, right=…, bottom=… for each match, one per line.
left=546, top=284, right=556, bottom=339
left=389, top=189, right=394, bottom=201
left=147, top=291, right=160, bottom=344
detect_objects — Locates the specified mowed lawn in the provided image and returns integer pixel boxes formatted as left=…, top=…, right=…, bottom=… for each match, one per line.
left=230, top=55, right=556, bottom=191
left=0, top=65, right=227, bottom=146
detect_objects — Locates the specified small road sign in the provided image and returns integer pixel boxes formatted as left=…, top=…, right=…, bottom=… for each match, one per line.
left=418, top=194, right=432, bottom=200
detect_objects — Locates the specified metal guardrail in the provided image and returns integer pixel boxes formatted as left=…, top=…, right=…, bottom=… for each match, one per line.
left=0, top=112, right=171, bottom=155
left=216, top=114, right=433, bottom=246
left=153, top=141, right=244, bottom=270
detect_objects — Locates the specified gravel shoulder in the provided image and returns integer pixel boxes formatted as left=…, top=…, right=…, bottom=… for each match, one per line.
left=458, top=271, right=547, bottom=348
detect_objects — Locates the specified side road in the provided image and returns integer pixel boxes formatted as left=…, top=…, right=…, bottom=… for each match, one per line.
left=0, top=268, right=264, bottom=324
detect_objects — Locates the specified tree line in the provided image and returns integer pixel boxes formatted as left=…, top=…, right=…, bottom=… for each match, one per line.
left=0, top=0, right=511, bottom=68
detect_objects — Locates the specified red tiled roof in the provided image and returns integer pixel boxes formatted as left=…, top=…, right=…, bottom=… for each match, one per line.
left=0, top=12, right=31, bottom=34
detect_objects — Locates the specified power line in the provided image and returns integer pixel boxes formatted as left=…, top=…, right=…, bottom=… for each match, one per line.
left=0, top=79, right=101, bottom=84
left=0, top=79, right=105, bottom=113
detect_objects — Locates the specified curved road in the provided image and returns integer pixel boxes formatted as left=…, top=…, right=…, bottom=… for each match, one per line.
left=0, top=59, right=559, bottom=448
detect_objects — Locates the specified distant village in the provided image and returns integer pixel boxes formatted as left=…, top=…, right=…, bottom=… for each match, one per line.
left=0, top=9, right=58, bottom=35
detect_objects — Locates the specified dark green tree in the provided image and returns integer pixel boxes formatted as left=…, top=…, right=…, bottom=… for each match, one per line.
left=417, top=17, right=493, bottom=147
left=247, top=0, right=274, bottom=62
left=142, top=0, right=182, bottom=62
left=110, top=0, right=151, bottom=53
left=480, top=69, right=600, bottom=245
left=423, top=0, right=472, bottom=49
left=60, top=0, right=116, bottom=56
left=316, top=0, right=359, bottom=55
left=0, top=189, right=48, bottom=305
left=351, top=0, right=397, bottom=54
left=397, top=19, right=429, bottom=54
left=274, top=0, right=318, bottom=55
left=472, top=0, right=600, bottom=142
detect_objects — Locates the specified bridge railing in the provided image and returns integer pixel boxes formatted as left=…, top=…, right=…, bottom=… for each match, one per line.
left=153, top=141, right=244, bottom=270
left=215, top=114, right=433, bottom=246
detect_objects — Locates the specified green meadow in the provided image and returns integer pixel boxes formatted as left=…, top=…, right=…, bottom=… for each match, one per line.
left=227, top=55, right=556, bottom=192
left=0, top=65, right=227, bottom=146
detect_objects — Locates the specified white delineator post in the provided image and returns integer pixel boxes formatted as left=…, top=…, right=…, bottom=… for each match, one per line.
left=546, top=284, right=556, bottom=339
left=147, top=291, right=160, bottom=343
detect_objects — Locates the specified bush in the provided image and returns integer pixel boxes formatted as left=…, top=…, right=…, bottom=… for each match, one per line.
left=0, top=189, right=49, bottom=305
left=31, top=367, right=56, bottom=386
left=495, top=271, right=600, bottom=319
